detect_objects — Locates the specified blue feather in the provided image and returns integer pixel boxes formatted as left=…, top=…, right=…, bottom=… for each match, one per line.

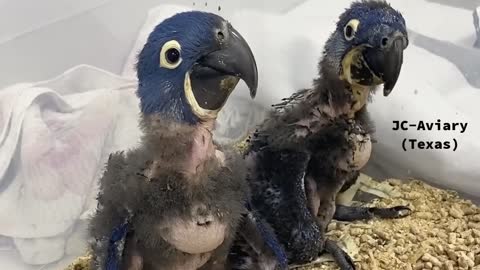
left=105, top=221, right=129, bottom=270
left=246, top=201, right=289, bottom=269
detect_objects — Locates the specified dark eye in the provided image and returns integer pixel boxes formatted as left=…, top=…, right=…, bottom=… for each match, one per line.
left=344, top=19, right=359, bottom=41
left=345, top=25, right=353, bottom=39
left=165, top=48, right=180, bottom=64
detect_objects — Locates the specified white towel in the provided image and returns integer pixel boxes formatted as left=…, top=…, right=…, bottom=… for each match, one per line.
left=0, top=65, right=142, bottom=264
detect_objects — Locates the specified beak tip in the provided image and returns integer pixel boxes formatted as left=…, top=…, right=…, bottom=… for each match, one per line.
left=250, top=88, right=257, bottom=99
left=383, top=87, right=393, bottom=97
left=246, top=64, right=258, bottom=99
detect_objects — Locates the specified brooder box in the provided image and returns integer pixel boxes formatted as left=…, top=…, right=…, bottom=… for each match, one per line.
left=0, top=0, right=479, bottom=269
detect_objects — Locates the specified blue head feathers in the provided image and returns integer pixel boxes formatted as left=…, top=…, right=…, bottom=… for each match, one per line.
left=136, top=11, right=258, bottom=124
left=324, top=0, right=409, bottom=96
left=336, top=0, right=407, bottom=48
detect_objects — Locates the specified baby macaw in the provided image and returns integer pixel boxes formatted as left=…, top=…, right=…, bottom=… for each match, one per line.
left=229, top=1, right=411, bottom=269
left=88, top=11, right=274, bottom=270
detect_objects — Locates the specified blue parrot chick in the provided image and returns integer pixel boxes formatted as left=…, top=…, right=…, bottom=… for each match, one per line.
left=228, top=1, right=410, bottom=270
left=88, top=11, right=259, bottom=270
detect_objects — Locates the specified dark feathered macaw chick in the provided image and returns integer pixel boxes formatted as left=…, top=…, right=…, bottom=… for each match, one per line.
left=311, top=0, right=411, bottom=226
left=88, top=11, right=259, bottom=270
left=228, top=1, right=410, bottom=270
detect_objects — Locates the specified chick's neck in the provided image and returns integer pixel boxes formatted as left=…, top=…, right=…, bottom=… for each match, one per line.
left=140, top=115, right=222, bottom=179
left=315, top=60, right=372, bottom=119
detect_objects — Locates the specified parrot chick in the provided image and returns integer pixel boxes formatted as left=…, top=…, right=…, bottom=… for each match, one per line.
left=229, top=1, right=411, bottom=269
left=88, top=11, right=259, bottom=270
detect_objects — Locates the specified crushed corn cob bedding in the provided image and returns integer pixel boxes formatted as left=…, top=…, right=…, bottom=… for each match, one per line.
left=294, top=179, right=480, bottom=270
left=65, top=178, right=480, bottom=270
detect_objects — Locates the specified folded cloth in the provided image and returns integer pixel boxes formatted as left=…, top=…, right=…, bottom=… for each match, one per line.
left=0, top=65, right=142, bottom=264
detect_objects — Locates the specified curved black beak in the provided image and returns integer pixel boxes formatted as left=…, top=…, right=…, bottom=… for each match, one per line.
left=364, top=33, right=407, bottom=96
left=197, top=24, right=258, bottom=99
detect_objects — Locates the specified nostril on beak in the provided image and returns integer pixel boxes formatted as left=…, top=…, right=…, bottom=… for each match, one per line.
left=217, top=31, right=225, bottom=41
left=381, top=37, right=389, bottom=48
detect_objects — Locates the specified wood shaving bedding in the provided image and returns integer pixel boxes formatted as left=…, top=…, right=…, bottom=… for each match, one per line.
left=294, top=179, right=480, bottom=270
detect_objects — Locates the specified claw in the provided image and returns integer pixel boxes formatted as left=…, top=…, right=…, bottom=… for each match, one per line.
left=371, top=205, right=411, bottom=219
left=324, top=239, right=356, bottom=270
left=334, top=205, right=411, bottom=221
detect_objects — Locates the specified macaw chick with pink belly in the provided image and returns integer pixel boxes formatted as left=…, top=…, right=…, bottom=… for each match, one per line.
left=88, top=11, right=266, bottom=270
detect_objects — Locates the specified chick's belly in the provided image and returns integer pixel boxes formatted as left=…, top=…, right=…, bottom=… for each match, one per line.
left=338, top=133, right=372, bottom=170
left=158, top=211, right=228, bottom=254
left=351, top=133, right=372, bottom=169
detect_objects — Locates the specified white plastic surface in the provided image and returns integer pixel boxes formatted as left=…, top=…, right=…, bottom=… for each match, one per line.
left=0, top=0, right=305, bottom=88
left=0, top=0, right=479, bottom=269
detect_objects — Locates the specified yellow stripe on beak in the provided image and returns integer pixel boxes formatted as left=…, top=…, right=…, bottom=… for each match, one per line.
left=184, top=72, right=220, bottom=120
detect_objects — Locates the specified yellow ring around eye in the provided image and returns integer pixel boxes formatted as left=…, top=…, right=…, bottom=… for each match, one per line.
left=344, top=19, right=360, bottom=41
left=159, top=40, right=182, bottom=69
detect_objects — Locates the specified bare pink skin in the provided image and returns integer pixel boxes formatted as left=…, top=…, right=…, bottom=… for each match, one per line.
left=305, top=175, right=345, bottom=232
left=338, top=133, right=372, bottom=171
left=350, top=133, right=372, bottom=169
left=183, top=120, right=216, bottom=177
left=122, top=237, right=212, bottom=270
left=159, top=203, right=228, bottom=254
left=306, top=176, right=320, bottom=217
left=154, top=119, right=228, bottom=268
